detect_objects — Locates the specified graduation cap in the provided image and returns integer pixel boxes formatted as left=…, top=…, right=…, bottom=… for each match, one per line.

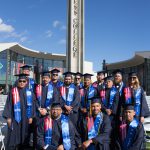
left=125, top=104, right=135, bottom=111
left=20, top=65, right=32, bottom=70
left=113, top=69, right=124, bottom=76
left=14, top=73, right=29, bottom=79
left=41, top=71, right=51, bottom=77
left=128, top=72, right=138, bottom=78
left=97, top=70, right=107, bottom=76
left=104, top=76, right=114, bottom=82
left=90, top=97, right=101, bottom=104
left=51, top=102, right=61, bottom=108
left=75, top=72, right=83, bottom=77
left=50, top=68, right=60, bottom=74
left=83, top=73, right=93, bottom=79
left=63, top=71, right=74, bottom=77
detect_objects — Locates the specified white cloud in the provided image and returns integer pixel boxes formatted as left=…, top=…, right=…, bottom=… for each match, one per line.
left=58, top=39, right=66, bottom=45
left=53, top=20, right=61, bottom=28
left=46, top=30, right=53, bottom=38
left=0, top=18, right=14, bottom=33
left=60, top=25, right=66, bottom=30
left=20, top=37, right=27, bottom=42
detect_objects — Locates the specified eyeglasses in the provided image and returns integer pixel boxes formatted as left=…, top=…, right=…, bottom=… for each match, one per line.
left=75, top=78, right=81, bottom=80
left=130, top=77, right=137, bottom=80
left=52, top=74, right=58, bottom=76
left=19, top=80, right=26, bottom=83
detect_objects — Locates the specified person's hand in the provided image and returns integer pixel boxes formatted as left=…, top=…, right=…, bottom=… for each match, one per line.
left=57, top=144, right=64, bottom=150
left=140, top=117, right=144, bottom=123
left=81, top=108, right=87, bottom=113
left=39, top=108, right=47, bottom=116
left=82, top=139, right=92, bottom=149
left=7, top=118, right=12, bottom=128
left=106, top=109, right=112, bottom=115
left=29, top=118, right=33, bottom=124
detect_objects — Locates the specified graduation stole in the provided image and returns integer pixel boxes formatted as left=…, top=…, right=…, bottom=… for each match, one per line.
left=119, top=82, right=124, bottom=96
left=124, top=87, right=132, bottom=104
left=61, top=114, right=71, bottom=150
left=26, top=88, right=33, bottom=118
left=12, top=87, right=21, bottom=123
left=45, top=83, right=54, bottom=107
left=87, top=112, right=103, bottom=139
left=44, top=117, right=53, bottom=145
left=122, top=119, right=139, bottom=150
left=100, top=89, right=107, bottom=107
left=50, top=80, right=63, bottom=88
left=60, top=84, right=75, bottom=106
left=87, top=85, right=95, bottom=109
left=133, top=88, right=141, bottom=116
left=79, top=88, right=84, bottom=107
left=92, top=81, right=98, bottom=88
left=108, top=86, right=117, bottom=109
left=28, top=78, right=35, bottom=91
left=36, top=84, right=42, bottom=107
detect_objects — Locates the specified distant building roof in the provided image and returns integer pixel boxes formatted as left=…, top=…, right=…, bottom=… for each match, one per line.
left=106, top=51, right=150, bottom=70
left=0, top=42, right=66, bottom=60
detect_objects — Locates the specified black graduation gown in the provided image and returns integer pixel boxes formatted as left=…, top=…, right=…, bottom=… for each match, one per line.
left=3, top=87, right=36, bottom=147
left=81, top=113, right=112, bottom=150
left=118, top=122, right=144, bottom=150
left=37, top=116, right=82, bottom=150
left=60, top=84, right=80, bottom=126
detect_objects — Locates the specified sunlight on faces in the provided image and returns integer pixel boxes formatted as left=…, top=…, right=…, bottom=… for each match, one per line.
left=22, top=69, right=30, bottom=75
left=125, top=110, right=135, bottom=122
left=51, top=107, right=62, bottom=119
left=75, top=75, right=81, bottom=84
left=114, top=73, right=122, bottom=84
left=42, top=76, right=50, bottom=85
left=97, top=73, right=104, bottom=82
left=106, top=80, right=113, bottom=88
left=91, top=103, right=101, bottom=116
left=52, top=73, right=58, bottom=81
left=84, top=78, right=91, bottom=87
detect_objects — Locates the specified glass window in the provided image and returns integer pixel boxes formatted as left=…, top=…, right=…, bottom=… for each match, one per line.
left=0, top=51, right=7, bottom=59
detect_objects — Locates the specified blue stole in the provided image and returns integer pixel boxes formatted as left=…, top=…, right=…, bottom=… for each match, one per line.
left=87, top=85, right=95, bottom=109
left=123, top=119, right=139, bottom=150
left=61, top=84, right=75, bottom=106
left=108, top=86, right=117, bottom=109
left=12, top=87, right=21, bottom=123
left=88, top=112, right=103, bottom=139
left=133, top=88, right=141, bottom=116
left=45, top=83, right=54, bottom=107
left=26, top=89, right=33, bottom=118
left=44, top=117, right=53, bottom=145
left=28, top=78, right=35, bottom=91
left=50, top=80, right=63, bottom=88
left=61, top=114, right=71, bottom=150
left=119, top=82, right=124, bottom=96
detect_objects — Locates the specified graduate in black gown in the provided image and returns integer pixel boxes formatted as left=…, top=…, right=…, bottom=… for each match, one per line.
left=80, top=97, right=112, bottom=150
left=59, top=72, right=80, bottom=127
left=49, top=68, right=63, bottom=89
left=3, top=74, right=36, bottom=150
left=74, top=72, right=84, bottom=90
left=118, top=104, right=145, bottom=150
left=122, top=72, right=150, bottom=123
left=92, top=70, right=106, bottom=93
left=37, top=102, right=82, bottom=150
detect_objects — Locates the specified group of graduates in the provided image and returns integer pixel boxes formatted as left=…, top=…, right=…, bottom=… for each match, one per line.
left=3, top=65, right=150, bottom=150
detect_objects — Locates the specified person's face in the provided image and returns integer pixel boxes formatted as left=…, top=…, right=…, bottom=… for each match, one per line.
left=114, top=73, right=122, bottom=84
left=42, top=76, right=50, bottom=85
left=92, top=103, right=101, bottom=116
left=51, top=107, right=62, bottom=119
left=84, top=78, right=91, bottom=87
left=106, top=80, right=113, bottom=88
left=22, top=69, right=30, bottom=75
left=18, top=79, right=27, bottom=88
left=129, top=76, right=137, bottom=84
left=125, top=110, right=135, bottom=122
left=52, top=73, right=58, bottom=81
left=64, top=77, right=72, bottom=85
left=75, top=75, right=81, bottom=84
left=97, top=73, right=104, bottom=82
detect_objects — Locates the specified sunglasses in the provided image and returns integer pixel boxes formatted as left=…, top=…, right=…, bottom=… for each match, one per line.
left=130, top=77, right=137, bottom=80
left=19, top=80, right=26, bottom=83
left=52, top=74, right=58, bottom=76
left=75, top=78, right=81, bottom=80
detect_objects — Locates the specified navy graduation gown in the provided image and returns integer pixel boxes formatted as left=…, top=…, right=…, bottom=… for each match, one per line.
left=3, top=87, right=36, bottom=147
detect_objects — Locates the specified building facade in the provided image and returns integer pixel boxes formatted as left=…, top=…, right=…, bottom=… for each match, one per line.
left=105, top=51, right=150, bottom=95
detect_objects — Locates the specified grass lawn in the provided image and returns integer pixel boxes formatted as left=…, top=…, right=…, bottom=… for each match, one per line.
left=146, top=132, right=150, bottom=150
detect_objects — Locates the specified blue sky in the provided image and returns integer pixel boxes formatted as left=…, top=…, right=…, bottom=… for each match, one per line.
left=0, top=0, right=150, bottom=71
